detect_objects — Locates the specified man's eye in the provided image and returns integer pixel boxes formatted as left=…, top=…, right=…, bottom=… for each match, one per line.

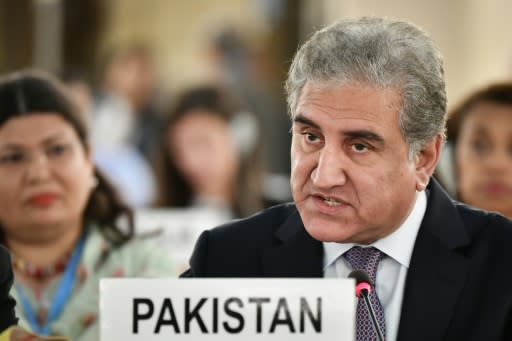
left=351, top=143, right=368, bottom=153
left=305, top=132, right=319, bottom=142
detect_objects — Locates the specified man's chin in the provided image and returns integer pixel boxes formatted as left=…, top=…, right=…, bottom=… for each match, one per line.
left=303, top=221, right=356, bottom=243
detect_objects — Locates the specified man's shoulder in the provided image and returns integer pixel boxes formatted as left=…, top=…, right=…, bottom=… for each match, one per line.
left=182, top=203, right=300, bottom=277
left=426, top=180, right=512, bottom=241
left=453, top=202, right=512, bottom=245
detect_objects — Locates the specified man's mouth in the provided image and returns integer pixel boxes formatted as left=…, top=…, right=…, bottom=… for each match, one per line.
left=323, top=197, right=343, bottom=206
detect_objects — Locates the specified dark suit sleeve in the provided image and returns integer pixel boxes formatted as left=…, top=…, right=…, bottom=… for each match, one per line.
left=180, top=230, right=210, bottom=278
left=0, top=245, right=18, bottom=331
left=505, top=307, right=512, bottom=340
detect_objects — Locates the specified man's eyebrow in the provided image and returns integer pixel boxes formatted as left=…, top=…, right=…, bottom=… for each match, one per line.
left=294, top=114, right=384, bottom=143
left=293, top=114, right=320, bottom=129
left=344, top=130, right=385, bottom=144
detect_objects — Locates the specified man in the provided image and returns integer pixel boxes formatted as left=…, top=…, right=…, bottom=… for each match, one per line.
left=181, top=17, right=512, bottom=341
left=0, top=245, right=17, bottom=332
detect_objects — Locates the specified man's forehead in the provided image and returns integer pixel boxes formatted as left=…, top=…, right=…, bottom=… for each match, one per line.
left=294, top=82, right=402, bottom=122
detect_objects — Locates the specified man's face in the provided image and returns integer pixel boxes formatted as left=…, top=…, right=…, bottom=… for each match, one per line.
left=290, top=82, right=425, bottom=244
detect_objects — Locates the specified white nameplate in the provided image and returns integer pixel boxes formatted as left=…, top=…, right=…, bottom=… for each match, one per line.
left=100, top=278, right=355, bottom=340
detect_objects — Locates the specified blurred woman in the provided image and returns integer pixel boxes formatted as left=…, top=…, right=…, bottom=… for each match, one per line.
left=153, top=85, right=264, bottom=218
left=445, top=82, right=512, bottom=218
left=0, top=70, right=172, bottom=340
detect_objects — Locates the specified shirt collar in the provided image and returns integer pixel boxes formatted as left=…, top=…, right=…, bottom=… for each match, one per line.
left=323, top=190, right=427, bottom=270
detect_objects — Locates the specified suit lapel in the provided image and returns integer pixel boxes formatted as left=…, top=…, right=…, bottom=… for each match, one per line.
left=261, top=208, right=323, bottom=277
left=397, top=180, right=471, bottom=341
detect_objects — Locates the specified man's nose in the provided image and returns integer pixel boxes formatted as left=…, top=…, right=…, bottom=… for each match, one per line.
left=310, top=144, right=347, bottom=188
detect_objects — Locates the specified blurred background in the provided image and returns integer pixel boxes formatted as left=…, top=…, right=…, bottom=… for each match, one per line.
left=1, top=0, right=512, bottom=270
left=2, top=0, right=512, bottom=110
left=1, top=0, right=512, bottom=194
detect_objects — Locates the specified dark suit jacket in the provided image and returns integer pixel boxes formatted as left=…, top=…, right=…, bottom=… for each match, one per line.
left=0, top=245, right=17, bottom=332
left=181, top=179, right=512, bottom=340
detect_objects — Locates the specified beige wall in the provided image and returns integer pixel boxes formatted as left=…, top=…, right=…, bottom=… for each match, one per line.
left=98, top=0, right=512, bottom=109
left=316, top=0, right=512, bottom=109
left=99, top=0, right=271, bottom=93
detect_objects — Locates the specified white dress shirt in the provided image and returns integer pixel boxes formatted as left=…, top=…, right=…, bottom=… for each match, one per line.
left=323, top=190, right=427, bottom=341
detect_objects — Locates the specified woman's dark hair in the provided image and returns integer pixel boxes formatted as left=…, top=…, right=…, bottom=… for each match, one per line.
left=153, top=85, right=263, bottom=217
left=0, top=69, right=133, bottom=246
left=447, top=83, right=512, bottom=147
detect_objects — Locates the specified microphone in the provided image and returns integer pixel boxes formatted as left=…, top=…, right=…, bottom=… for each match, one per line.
left=348, top=269, right=385, bottom=341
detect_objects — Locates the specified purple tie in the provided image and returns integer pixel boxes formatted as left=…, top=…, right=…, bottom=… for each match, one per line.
left=343, top=246, right=386, bottom=341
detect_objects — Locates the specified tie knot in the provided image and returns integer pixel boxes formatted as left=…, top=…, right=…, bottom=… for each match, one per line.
left=343, top=246, right=384, bottom=284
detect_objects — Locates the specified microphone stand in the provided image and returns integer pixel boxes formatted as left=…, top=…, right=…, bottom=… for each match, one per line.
left=360, top=289, right=385, bottom=341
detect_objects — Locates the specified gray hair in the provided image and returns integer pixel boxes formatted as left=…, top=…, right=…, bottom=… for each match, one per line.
left=285, top=16, right=447, bottom=156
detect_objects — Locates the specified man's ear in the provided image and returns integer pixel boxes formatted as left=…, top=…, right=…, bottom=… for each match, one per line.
left=415, top=134, right=444, bottom=191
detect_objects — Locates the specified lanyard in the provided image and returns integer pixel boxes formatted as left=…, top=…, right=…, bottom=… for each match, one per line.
left=16, top=232, right=87, bottom=336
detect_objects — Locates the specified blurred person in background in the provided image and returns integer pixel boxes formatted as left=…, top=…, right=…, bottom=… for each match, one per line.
left=97, top=43, right=163, bottom=160
left=58, top=70, right=152, bottom=208
left=205, top=28, right=292, bottom=204
left=90, top=44, right=161, bottom=207
left=59, top=70, right=94, bottom=125
left=0, top=245, right=17, bottom=332
left=153, top=85, right=264, bottom=219
left=443, top=83, right=512, bottom=218
left=0, top=70, right=173, bottom=340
